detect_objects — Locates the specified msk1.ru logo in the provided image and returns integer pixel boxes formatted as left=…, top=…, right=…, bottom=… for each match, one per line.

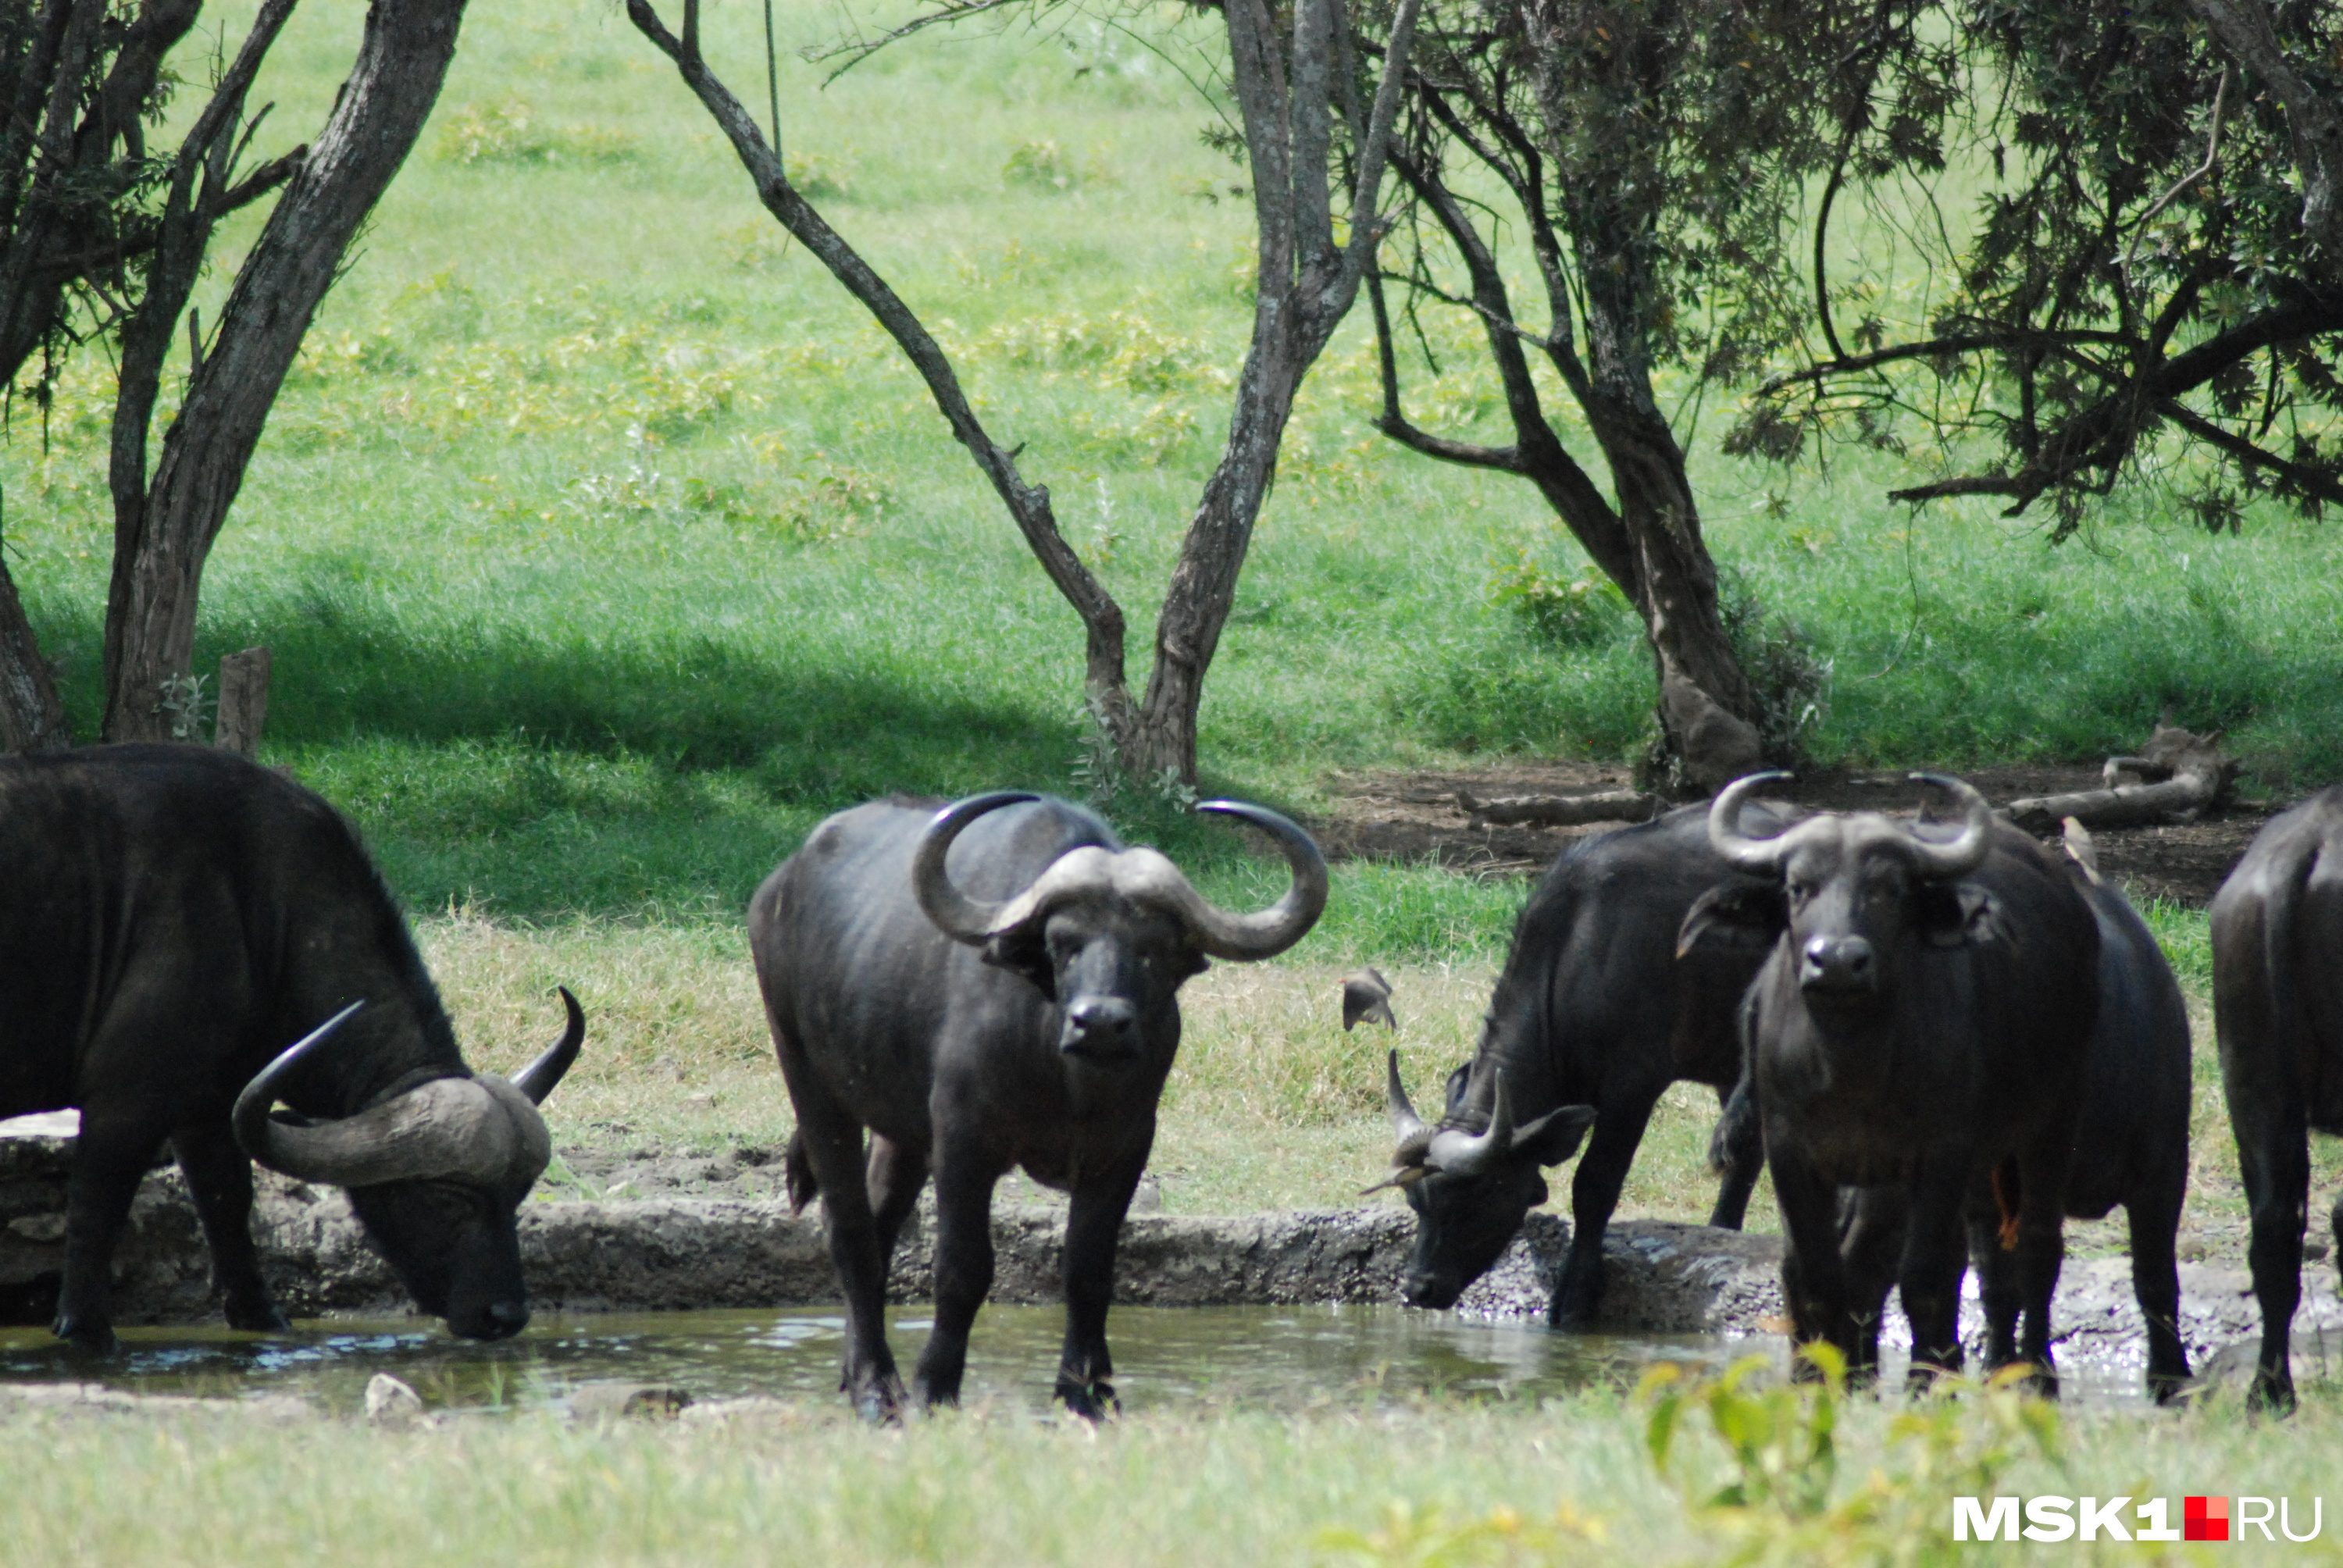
left=1951, top=1495, right=2323, bottom=1542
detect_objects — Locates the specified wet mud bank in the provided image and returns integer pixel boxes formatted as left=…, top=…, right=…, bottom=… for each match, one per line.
left=4, top=1115, right=2331, bottom=1382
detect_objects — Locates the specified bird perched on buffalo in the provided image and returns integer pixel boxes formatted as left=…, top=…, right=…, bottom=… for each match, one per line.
left=1342, top=968, right=1396, bottom=1032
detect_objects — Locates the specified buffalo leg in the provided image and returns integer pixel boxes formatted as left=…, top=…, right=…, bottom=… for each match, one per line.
left=2008, top=1142, right=2070, bottom=1396
left=1706, top=1078, right=1763, bottom=1231
left=170, top=1122, right=287, bottom=1332
left=1057, top=1149, right=1147, bottom=1420
left=912, top=1140, right=998, bottom=1411
left=1963, top=1209, right=2020, bottom=1370
left=2130, top=1183, right=2191, bottom=1403
left=1551, top=1092, right=1659, bottom=1329
left=868, top=1136, right=932, bottom=1267
left=55, top=1118, right=169, bottom=1356
left=1768, top=1140, right=1857, bottom=1376
left=783, top=1072, right=904, bottom=1419
left=1838, top=1186, right=1904, bottom=1381
left=1898, top=1166, right=1971, bottom=1388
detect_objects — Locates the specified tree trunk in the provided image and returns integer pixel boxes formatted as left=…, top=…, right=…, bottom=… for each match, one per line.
left=0, top=551, right=67, bottom=752
left=1122, top=0, right=1421, bottom=782
left=101, top=0, right=462, bottom=742
left=1129, top=318, right=1306, bottom=781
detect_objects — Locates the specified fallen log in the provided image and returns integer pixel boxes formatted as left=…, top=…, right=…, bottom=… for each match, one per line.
left=2005, top=722, right=2239, bottom=832
left=1456, top=789, right=1658, bottom=829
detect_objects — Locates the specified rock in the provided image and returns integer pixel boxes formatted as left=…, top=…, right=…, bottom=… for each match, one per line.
left=364, top=1373, right=425, bottom=1428
left=1127, top=1177, right=1162, bottom=1215
left=7, top=1214, right=63, bottom=1242
left=569, top=1381, right=693, bottom=1421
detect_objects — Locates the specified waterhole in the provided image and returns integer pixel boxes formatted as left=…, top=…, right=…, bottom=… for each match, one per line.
left=0, top=1306, right=1756, bottom=1417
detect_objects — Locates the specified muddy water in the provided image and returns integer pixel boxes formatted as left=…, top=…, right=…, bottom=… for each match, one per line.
left=0, top=1306, right=1760, bottom=1417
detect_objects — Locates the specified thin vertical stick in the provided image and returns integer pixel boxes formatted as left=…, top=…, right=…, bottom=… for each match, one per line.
left=764, top=0, right=781, bottom=161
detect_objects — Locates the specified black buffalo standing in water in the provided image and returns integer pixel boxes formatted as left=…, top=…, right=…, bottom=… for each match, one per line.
left=751, top=792, right=1325, bottom=1419
left=2211, top=785, right=2343, bottom=1410
left=1702, top=772, right=2098, bottom=1388
left=0, top=745, right=583, bottom=1355
left=1374, top=798, right=1799, bottom=1324
left=1788, top=826, right=2192, bottom=1399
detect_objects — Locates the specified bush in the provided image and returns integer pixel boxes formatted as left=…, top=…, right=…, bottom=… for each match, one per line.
left=1486, top=549, right=1633, bottom=649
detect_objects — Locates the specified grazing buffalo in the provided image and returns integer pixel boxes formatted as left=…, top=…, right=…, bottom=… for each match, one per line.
left=1701, top=772, right=2098, bottom=1388
left=751, top=791, right=1325, bottom=1419
left=1373, top=797, right=1799, bottom=1325
left=2210, top=785, right=2343, bottom=1410
left=1809, top=825, right=2192, bottom=1399
left=0, top=744, right=583, bottom=1355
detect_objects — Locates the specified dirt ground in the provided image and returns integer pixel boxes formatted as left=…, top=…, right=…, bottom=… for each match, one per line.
left=1311, top=759, right=2277, bottom=903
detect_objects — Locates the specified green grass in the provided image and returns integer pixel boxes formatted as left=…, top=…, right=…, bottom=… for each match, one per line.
left=1, top=0, right=2335, bottom=925
left=5, top=1366, right=2343, bottom=1566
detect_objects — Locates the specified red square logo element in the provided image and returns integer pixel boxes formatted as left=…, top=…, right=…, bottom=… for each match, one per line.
left=2186, top=1497, right=2230, bottom=1542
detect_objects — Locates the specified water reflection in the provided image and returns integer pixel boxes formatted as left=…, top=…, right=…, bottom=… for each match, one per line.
left=0, top=1306, right=1760, bottom=1416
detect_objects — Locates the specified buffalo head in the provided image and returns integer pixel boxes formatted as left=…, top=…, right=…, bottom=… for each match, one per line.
left=233, top=988, right=584, bottom=1339
left=911, top=792, right=1328, bottom=1059
left=1696, top=772, right=2002, bottom=1018
left=1374, top=1050, right=1595, bottom=1308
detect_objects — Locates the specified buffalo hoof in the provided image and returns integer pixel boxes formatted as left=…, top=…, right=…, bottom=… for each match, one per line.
left=52, top=1310, right=119, bottom=1360
left=1546, top=1291, right=1602, bottom=1333
left=847, top=1372, right=909, bottom=1425
left=1057, top=1378, right=1119, bottom=1423
left=2248, top=1372, right=2298, bottom=1417
left=226, top=1299, right=291, bottom=1334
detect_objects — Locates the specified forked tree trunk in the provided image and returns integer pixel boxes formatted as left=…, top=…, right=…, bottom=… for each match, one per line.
left=1123, top=0, right=1421, bottom=781
left=101, top=0, right=463, bottom=741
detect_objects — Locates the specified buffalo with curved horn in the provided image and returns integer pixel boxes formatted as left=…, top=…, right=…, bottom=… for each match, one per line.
left=752, top=790, right=1325, bottom=1419
left=1691, top=771, right=2097, bottom=1391
left=1366, top=793, right=1804, bottom=1325
left=0, top=745, right=584, bottom=1354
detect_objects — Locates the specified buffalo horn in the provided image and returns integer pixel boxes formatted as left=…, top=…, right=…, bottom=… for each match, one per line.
left=1423, top=1072, right=1517, bottom=1178
left=509, top=986, right=586, bottom=1105
left=1385, top=1049, right=1428, bottom=1143
left=913, top=791, right=1043, bottom=944
left=1903, top=772, right=1995, bottom=879
left=233, top=1003, right=519, bottom=1188
left=1706, top=771, right=1799, bottom=874
left=1150, top=800, right=1329, bottom=960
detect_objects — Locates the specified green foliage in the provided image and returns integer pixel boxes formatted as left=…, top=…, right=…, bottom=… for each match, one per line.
left=1639, top=1352, right=2065, bottom=1566
left=1746, top=1, right=2343, bottom=529
left=1485, top=550, right=1631, bottom=649
left=1719, top=569, right=1830, bottom=764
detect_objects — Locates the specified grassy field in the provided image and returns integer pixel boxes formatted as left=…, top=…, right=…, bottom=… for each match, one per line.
left=7, top=2, right=2343, bottom=1560
left=5, top=1358, right=2343, bottom=1566
left=5, top=0, right=2342, bottom=924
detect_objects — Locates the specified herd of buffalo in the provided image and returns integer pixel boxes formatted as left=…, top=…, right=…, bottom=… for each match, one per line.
left=5, top=743, right=2343, bottom=1417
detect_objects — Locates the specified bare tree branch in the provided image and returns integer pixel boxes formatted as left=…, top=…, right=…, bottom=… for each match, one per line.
left=625, top=0, right=1135, bottom=742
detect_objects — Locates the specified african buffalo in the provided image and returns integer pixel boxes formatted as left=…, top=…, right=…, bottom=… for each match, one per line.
left=751, top=791, right=1325, bottom=1419
left=0, top=744, right=583, bottom=1355
left=1807, top=828, right=2192, bottom=1399
left=1702, top=772, right=2098, bottom=1388
left=1373, top=797, right=1798, bottom=1325
left=2210, top=784, right=2343, bottom=1409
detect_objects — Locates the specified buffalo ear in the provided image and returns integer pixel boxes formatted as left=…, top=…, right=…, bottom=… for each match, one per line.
left=981, top=931, right=1057, bottom=999
left=1916, top=882, right=2007, bottom=948
left=1515, top=1103, right=1597, bottom=1166
left=1678, top=878, right=1788, bottom=957
left=1442, top=1062, right=1474, bottom=1117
